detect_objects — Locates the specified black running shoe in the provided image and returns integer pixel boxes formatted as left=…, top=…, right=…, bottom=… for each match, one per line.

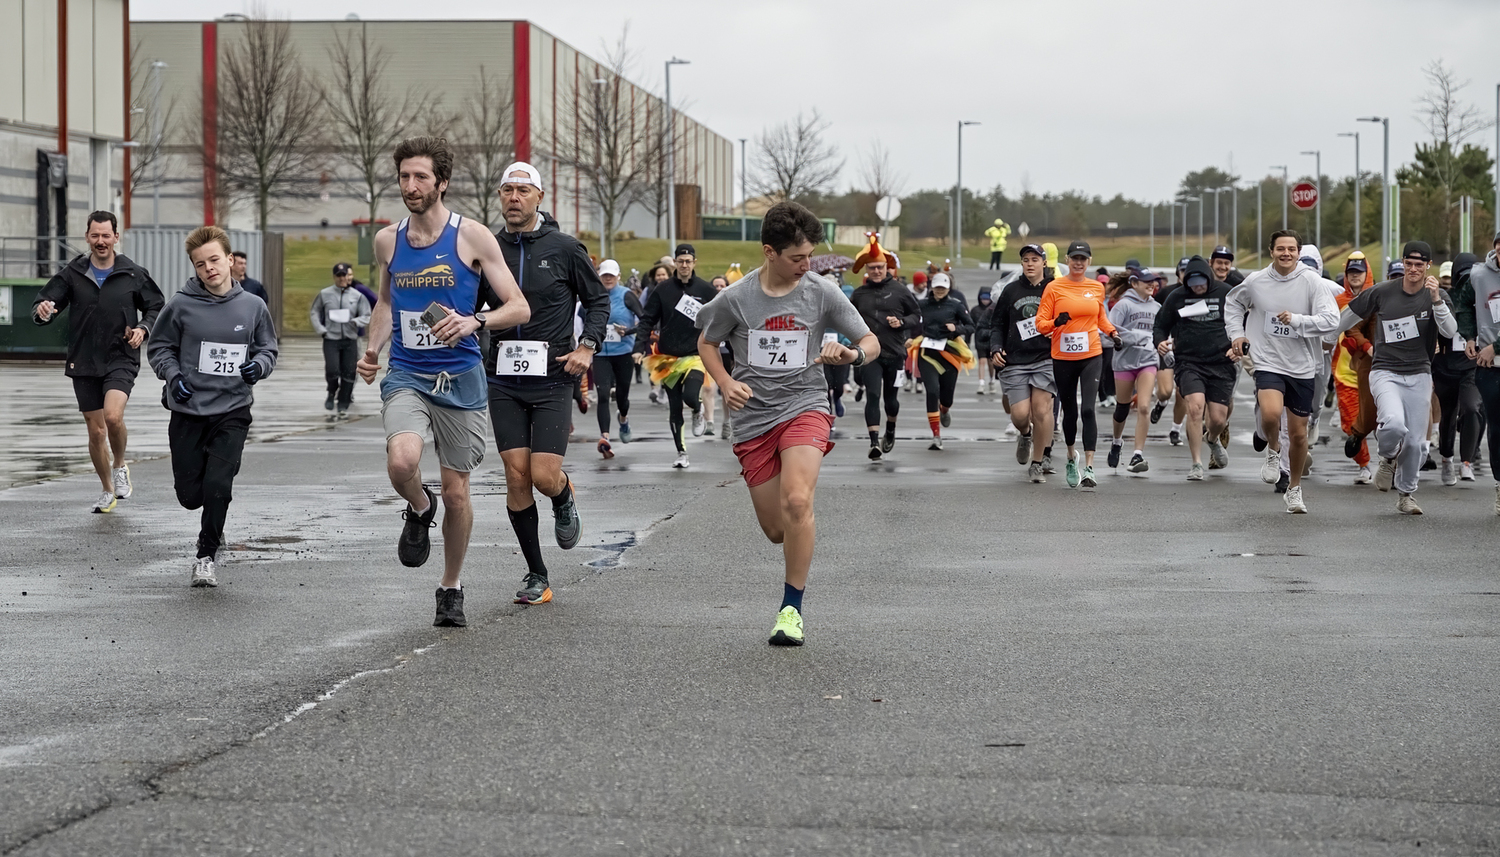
left=854, top=387, right=863, bottom=402
left=514, top=573, right=553, bottom=605
left=399, top=485, right=438, bottom=568
left=940, top=409, right=951, bottom=428
left=1274, top=471, right=1290, bottom=494
left=1150, top=399, right=1166, bottom=424
left=433, top=587, right=466, bottom=627
left=1343, top=433, right=1360, bottom=459
left=880, top=431, right=895, bottom=454
left=554, top=490, right=582, bottom=550
left=1254, top=432, right=1268, bottom=453
left=1169, top=429, right=1181, bottom=446
left=1420, top=455, right=1438, bottom=471
left=1107, top=442, right=1122, bottom=469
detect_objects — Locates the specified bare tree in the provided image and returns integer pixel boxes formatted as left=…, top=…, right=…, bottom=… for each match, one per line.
left=325, top=25, right=435, bottom=232
left=857, top=141, right=905, bottom=202
left=633, top=97, right=678, bottom=239
left=751, top=110, right=844, bottom=203
left=557, top=26, right=660, bottom=258
left=211, top=14, right=326, bottom=230
left=1413, top=59, right=1494, bottom=252
left=449, top=66, right=515, bottom=229
left=128, top=40, right=178, bottom=200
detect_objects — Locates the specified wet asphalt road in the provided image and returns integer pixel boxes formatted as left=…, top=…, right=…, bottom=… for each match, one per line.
left=2, top=324, right=1498, bottom=855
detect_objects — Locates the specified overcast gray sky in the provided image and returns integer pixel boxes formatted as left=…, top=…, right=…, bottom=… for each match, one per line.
left=135, top=0, right=1500, bottom=205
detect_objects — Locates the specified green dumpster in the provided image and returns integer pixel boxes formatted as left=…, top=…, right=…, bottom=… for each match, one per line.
left=0, top=279, right=68, bottom=358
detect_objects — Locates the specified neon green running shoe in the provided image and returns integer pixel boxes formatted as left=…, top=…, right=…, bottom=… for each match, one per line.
left=1065, top=456, right=1080, bottom=488
left=769, top=605, right=804, bottom=646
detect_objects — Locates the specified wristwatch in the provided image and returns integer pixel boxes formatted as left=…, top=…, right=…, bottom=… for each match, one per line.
left=852, top=345, right=867, bottom=367
left=474, top=312, right=487, bottom=329
left=578, top=336, right=599, bottom=351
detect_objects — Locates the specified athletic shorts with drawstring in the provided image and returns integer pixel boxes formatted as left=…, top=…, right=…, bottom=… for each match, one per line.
left=733, top=411, right=835, bottom=488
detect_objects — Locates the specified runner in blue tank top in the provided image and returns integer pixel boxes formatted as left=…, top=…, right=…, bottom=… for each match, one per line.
left=357, top=136, right=529, bottom=629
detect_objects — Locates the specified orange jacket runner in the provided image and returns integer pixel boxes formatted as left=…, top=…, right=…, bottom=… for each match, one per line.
left=1035, top=276, right=1117, bottom=360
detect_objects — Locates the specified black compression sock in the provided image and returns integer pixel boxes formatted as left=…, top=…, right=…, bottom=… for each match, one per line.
left=550, top=477, right=573, bottom=509
left=869, top=430, right=880, bottom=446
left=507, top=504, right=548, bottom=577
left=781, top=582, right=804, bottom=612
left=884, top=420, right=896, bottom=437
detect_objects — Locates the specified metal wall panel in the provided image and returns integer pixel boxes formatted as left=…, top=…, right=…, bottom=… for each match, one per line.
left=0, top=1, right=24, bottom=123
left=121, top=228, right=262, bottom=299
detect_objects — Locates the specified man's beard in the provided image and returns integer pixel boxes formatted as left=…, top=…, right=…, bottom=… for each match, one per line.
left=403, top=188, right=440, bottom=214
left=504, top=207, right=534, bottom=228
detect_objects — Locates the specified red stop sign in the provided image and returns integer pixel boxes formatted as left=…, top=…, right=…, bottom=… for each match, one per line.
left=1291, top=182, right=1319, bottom=210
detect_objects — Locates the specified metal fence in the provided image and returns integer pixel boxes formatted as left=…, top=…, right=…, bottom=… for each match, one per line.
left=0, top=237, right=87, bottom=278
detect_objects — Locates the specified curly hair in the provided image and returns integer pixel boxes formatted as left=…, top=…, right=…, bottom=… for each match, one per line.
left=392, top=136, right=454, bottom=186
left=759, top=201, right=824, bottom=253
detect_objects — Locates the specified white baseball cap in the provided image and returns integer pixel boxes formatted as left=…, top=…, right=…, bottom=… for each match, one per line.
left=598, top=259, right=620, bottom=276
left=500, top=161, right=543, bottom=191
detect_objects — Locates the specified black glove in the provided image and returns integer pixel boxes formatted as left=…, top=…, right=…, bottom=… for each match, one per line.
left=240, top=360, right=264, bottom=385
left=1053, top=311, right=1072, bottom=327
left=1109, top=333, right=1124, bottom=349
left=170, top=375, right=193, bottom=404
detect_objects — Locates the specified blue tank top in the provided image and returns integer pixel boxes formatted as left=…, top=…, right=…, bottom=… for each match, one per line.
left=388, top=211, right=482, bottom=374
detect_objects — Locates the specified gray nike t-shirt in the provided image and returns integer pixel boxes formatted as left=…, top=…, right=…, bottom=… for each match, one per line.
left=696, top=268, right=870, bottom=443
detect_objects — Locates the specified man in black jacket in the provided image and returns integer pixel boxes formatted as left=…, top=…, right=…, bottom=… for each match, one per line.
left=1153, top=256, right=1236, bottom=480
left=850, top=238, right=920, bottom=461
left=632, top=242, right=719, bottom=469
left=985, top=243, right=1056, bottom=480
left=32, top=210, right=165, bottom=513
left=485, top=162, right=610, bottom=605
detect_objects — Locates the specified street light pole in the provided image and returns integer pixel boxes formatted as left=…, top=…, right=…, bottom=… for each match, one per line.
left=1197, top=193, right=1205, bottom=255
left=592, top=78, right=607, bottom=257
left=738, top=137, right=747, bottom=242
left=1301, top=149, right=1321, bottom=248
left=1338, top=132, right=1360, bottom=249
left=1269, top=165, right=1288, bottom=231
left=1256, top=181, right=1263, bottom=264
left=1149, top=204, right=1155, bottom=267
left=1358, top=116, right=1389, bottom=268
left=956, top=120, right=979, bottom=265
left=663, top=57, right=689, bottom=254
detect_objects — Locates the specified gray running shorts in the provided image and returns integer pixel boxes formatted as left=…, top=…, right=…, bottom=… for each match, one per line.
left=381, top=387, right=487, bottom=473
left=999, top=360, right=1057, bottom=401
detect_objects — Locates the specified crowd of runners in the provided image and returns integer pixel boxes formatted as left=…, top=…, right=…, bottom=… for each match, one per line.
left=29, top=135, right=1500, bottom=645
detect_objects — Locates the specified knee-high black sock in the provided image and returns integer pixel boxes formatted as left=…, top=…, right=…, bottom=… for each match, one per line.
left=550, top=476, right=572, bottom=509
left=507, top=503, right=548, bottom=578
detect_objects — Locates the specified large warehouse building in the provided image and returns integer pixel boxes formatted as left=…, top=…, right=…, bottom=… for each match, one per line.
left=130, top=17, right=736, bottom=238
left=0, top=0, right=127, bottom=274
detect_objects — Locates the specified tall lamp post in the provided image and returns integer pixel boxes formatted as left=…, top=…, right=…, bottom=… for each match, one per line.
left=1301, top=149, right=1322, bottom=248
left=738, top=137, right=747, bottom=242
left=1208, top=186, right=1232, bottom=248
left=663, top=57, right=689, bottom=254
left=591, top=78, right=607, bottom=257
left=1357, top=116, right=1388, bottom=268
left=1196, top=193, right=1205, bottom=255
left=1338, top=132, right=1360, bottom=249
left=1269, top=164, right=1288, bottom=230
left=955, top=120, right=980, bottom=264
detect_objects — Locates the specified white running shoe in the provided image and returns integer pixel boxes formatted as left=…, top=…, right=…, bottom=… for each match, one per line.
left=1440, top=458, right=1458, bottom=486
left=673, top=452, right=690, bottom=469
left=190, top=557, right=218, bottom=587
left=1004, top=424, right=1019, bottom=438
left=1460, top=462, right=1475, bottom=481
left=1374, top=456, right=1396, bottom=492
left=1260, top=448, right=1281, bottom=484
left=1354, top=466, right=1373, bottom=485
left=1397, top=493, right=1423, bottom=515
left=112, top=464, right=132, bottom=500
left=1187, top=463, right=1206, bottom=481
left=92, top=491, right=117, bottom=514
left=691, top=411, right=705, bottom=437
left=1285, top=485, right=1307, bottom=514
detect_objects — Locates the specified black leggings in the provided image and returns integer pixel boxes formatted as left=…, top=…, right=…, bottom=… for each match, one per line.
left=1434, top=367, right=1483, bottom=462
left=1053, top=354, right=1103, bottom=451
left=169, top=406, right=252, bottom=559
left=664, top=367, right=703, bottom=452
left=592, top=353, right=635, bottom=435
left=825, top=362, right=850, bottom=398
left=918, top=351, right=959, bottom=412
left=1473, top=368, right=1500, bottom=478
left=860, top=353, right=903, bottom=427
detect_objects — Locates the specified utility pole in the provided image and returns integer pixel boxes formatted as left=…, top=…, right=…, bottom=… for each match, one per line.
left=1268, top=165, right=1288, bottom=230
left=956, top=120, right=979, bottom=265
left=1149, top=204, right=1155, bottom=267
left=1256, top=181, right=1263, bottom=264
left=664, top=57, right=689, bottom=254
left=1358, top=116, right=1389, bottom=268
left=1301, top=149, right=1322, bottom=248
left=738, top=137, right=747, bottom=242
left=1338, top=132, right=1360, bottom=249
left=1197, top=193, right=1204, bottom=256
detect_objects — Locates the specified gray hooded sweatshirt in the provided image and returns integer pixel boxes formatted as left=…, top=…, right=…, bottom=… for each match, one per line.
left=147, top=278, right=279, bottom=416
left=1471, top=251, right=1500, bottom=349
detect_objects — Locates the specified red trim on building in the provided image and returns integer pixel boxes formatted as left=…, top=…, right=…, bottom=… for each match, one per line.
left=122, top=0, right=132, bottom=228
left=550, top=37, right=557, bottom=202
left=202, top=22, right=218, bottom=225
left=513, top=22, right=530, bottom=162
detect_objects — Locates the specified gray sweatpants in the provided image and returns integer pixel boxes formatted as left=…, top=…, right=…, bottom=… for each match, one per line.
left=1369, top=369, right=1432, bottom=495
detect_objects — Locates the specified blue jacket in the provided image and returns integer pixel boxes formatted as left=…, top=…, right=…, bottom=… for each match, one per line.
left=599, top=285, right=642, bottom=356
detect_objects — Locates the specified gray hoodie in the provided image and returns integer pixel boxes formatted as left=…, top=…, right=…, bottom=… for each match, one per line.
left=147, top=278, right=279, bottom=416
left=1472, top=251, right=1500, bottom=349
left=1224, top=264, right=1341, bottom=379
